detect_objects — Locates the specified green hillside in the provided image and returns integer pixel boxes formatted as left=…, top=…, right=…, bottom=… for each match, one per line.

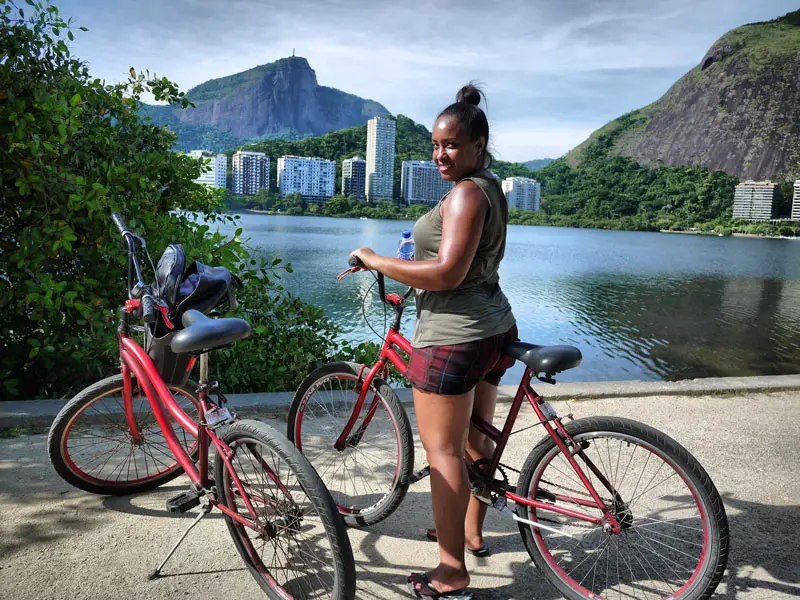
left=567, top=9, right=800, bottom=181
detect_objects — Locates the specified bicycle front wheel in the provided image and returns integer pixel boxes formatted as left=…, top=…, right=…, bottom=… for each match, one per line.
left=287, top=361, right=413, bottom=527
left=215, top=419, right=356, bottom=600
left=47, top=374, right=200, bottom=495
left=516, top=416, right=729, bottom=600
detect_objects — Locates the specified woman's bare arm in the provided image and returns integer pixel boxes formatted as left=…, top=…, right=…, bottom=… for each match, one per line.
left=350, top=180, right=487, bottom=291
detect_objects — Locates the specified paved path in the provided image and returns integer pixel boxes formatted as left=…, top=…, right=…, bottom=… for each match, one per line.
left=1, top=391, right=799, bottom=599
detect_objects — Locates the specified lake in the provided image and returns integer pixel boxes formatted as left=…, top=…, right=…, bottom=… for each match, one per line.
left=215, top=213, right=800, bottom=384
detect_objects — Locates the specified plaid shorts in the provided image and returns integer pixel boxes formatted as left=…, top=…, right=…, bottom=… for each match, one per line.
left=406, top=326, right=518, bottom=395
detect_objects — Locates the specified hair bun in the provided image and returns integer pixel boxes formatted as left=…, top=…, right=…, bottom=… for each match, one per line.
left=456, top=83, right=482, bottom=107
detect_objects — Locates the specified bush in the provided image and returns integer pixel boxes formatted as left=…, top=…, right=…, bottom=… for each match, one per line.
left=0, top=0, right=345, bottom=398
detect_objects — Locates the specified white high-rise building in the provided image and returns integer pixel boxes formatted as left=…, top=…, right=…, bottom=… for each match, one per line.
left=277, top=155, right=336, bottom=204
left=342, top=156, right=366, bottom=200
left=732, top=181, right=776, bottom=221
left=792, top=180, right=800, bottom=221
left=502, top=177, right=541, bottom=211
left=401, top=160, right=454, bottom=206
left=189, top=150, right=227, bottom=189
left=366, top=117, right=396, bottom=201
left=232, top=150, right=269, bottom=196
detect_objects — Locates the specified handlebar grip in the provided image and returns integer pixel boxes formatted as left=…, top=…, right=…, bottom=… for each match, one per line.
left=348, top=255, right=365, bottom=268
left=111, top=213, right=130, bottom=236
left=141, top=294, right=155, bottom=324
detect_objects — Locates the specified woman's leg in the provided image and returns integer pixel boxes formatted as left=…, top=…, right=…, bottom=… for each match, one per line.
left=412, top=387, right=474, bottom=593
left=463, top=380, right=499, bottom=548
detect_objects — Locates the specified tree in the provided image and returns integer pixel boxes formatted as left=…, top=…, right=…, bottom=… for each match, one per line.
left=324, top=195, right=352, bottom=215
left=406, top=204, right=430, bottom=219
left=291, top=191, right=307, bottom=212
left=0, top=0, right=345, bottom=398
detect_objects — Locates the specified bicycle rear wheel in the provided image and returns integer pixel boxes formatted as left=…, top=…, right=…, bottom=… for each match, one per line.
left=47, top=374, right=200, bottom=495
left=287, top=361, right=414, bottom=527
left=516, top=416, right=729, bottom=600
left=215, top=419, right=356, bottom=600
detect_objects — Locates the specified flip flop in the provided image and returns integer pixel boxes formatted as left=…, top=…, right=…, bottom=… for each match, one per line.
left=425, top=528, right=490, bottom=557
left=407, top=572, right=473, bottom=599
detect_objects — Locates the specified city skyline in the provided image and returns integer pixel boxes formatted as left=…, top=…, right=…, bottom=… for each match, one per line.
left=56, top=0, right=798, bottom=163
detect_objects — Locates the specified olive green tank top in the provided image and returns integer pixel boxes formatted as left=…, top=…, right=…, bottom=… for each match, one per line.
left=411, top=169, right=516, bottom=348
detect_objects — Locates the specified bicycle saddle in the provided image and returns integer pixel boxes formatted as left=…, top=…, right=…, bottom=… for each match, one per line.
left=504, top=342, right=582, bottom=375
left=170, top=309, right=251, bottom=354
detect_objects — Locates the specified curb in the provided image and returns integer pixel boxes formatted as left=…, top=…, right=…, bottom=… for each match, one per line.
left=2, top=374, right=799, bottom=428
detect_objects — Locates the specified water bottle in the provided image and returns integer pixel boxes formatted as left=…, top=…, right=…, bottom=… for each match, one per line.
left=397, top=229, right=415, bottom=261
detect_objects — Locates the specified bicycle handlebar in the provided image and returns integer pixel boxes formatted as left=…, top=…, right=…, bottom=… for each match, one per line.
left=141, top=292, right=156, bottom=324
left=111, top=213, right=130, bottom=237
left=343, top=256, right=413, bottom=306
left=110, top=212, right=153, bottom=308
left=347, top=256, right=389, bottom=303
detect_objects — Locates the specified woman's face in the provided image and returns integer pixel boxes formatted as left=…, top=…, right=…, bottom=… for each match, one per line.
left=431, top=115, right=485, bottom=182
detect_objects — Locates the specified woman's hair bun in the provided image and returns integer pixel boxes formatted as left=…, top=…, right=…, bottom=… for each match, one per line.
left=456, top=83, right=482, bottom=107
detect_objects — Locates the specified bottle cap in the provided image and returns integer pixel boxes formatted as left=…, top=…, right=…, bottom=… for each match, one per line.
left=401, top=229, right=412, bottom=238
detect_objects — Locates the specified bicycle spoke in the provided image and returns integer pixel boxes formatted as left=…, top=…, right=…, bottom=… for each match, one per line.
left=60, top=381, right=198, bottom=489
left=296, top=371, right=401, bottom=518
left=525, top=429, right=709, bottom=600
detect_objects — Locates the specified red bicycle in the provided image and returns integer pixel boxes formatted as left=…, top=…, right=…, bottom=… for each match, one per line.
left=48, top=214, right=356, bottom=600
left=287, top=258, right=729, bottom=600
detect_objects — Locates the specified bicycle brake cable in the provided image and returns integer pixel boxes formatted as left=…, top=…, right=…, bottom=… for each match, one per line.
left=360, top=274, right=386, bottom=342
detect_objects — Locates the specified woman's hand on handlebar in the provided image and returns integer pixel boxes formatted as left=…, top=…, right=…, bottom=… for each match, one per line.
left=349, top=247, right=380, bottom=271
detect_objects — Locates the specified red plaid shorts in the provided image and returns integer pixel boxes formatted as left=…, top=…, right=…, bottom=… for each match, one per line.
left=406, top=325, right=518, bottom=395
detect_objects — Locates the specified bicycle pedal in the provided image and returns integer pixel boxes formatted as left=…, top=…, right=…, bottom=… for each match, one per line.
left=409, top=465, right=431, bottom=484
left=166, top=490, right=202, bottom=514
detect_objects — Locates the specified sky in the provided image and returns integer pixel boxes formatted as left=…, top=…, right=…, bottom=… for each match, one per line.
left=57, top=0, right=798, bottom=163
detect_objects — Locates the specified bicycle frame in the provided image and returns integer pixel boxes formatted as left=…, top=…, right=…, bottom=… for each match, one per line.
left=334, top=270, right=617, bottom=529
left=116, top=301, right=272, bottom=532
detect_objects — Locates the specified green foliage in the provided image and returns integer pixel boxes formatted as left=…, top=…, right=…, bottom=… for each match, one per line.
left=526, top=118, right=742, bottom=232
left=138, top=104, right=248, bottom=152
left=0, top=0, right=348, bottom=398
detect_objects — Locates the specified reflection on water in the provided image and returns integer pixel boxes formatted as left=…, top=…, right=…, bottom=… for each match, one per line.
left=216, top=214, right=800, bottom=383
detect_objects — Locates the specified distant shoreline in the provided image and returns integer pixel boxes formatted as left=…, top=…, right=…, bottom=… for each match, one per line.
left=236, top=210, right=798, bottom=240
left=659, top=229, right=798, bottom=241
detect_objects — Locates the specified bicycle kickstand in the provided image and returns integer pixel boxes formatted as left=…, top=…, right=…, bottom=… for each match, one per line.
left=148, top=502, right=213, bottom=580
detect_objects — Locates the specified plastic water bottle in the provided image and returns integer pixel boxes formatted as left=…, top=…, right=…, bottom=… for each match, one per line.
left=397, top=229, right=415, bottom=261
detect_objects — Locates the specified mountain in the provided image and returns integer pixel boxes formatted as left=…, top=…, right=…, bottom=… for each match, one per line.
left=568, top=10, right=800, bottom=181
left=141, top=56, right=390, bottom=152
left=522, top=158, right=554, bottom=171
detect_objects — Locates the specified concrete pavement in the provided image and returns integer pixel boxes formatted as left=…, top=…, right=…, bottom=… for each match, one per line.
left=1, top=386, right=799, bottom=599
left=3, top=374, right=800, bottom=426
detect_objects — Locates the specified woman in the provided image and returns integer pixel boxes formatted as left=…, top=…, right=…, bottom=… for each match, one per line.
left=350, top=83, right=516, bottom=599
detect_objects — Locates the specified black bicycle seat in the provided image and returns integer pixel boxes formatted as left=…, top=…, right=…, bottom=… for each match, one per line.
left=504, top=343, right=582, bottom=374
left=170, top=309, right=251, bottom=354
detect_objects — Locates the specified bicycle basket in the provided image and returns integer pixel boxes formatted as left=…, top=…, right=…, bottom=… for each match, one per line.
left=144, top=323, right=195, bottom=386
left=147, top=245, right=241, bottom=384
left=153, top=245, right=240, bottom=325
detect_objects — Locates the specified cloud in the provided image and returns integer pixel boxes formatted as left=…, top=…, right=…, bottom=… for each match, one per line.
left=57, top=0, right=800, bottom=161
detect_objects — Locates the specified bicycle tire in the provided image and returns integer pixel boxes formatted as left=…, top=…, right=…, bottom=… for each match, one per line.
left=47, top=374, right=200, bottom=496
left=516, top=416, right=729, bottom=600
left=215, top=419, right=356, bottom=600
left=287, top=361, right=413, bottom=527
